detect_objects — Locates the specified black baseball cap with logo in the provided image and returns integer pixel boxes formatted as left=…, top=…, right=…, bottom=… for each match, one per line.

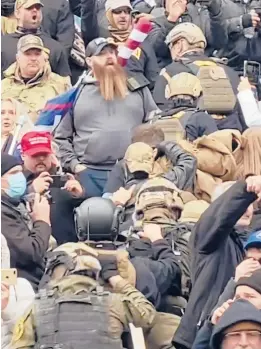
left=85, top=37, right=118, bottom=57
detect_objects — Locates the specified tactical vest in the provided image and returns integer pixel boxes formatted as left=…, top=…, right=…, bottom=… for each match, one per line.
left=163, top=59, right=236, bottom=114
left=34, top=275, right=123, bottom=349
left=148, top=108, right=197, bottom=142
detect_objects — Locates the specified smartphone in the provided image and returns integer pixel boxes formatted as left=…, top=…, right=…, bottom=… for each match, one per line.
left=243, top=60, right=261, bottom=86
left=49, top=175, right=67, bottom=188
left=1, top=268, right=17, bottom=286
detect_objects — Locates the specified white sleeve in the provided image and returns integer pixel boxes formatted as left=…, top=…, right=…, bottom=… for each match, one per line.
left=237, top=89, right=261, bottom=127
left=1, top=278, right=35, bottom=322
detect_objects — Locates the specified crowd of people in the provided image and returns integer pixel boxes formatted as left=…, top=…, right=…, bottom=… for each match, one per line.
left=1, top=0, right=261, bottom=348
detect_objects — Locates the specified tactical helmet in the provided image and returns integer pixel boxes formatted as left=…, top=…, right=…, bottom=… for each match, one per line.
left=74, top=197, right=123, bottom=242
left=165, top=23, right=207, bottom=48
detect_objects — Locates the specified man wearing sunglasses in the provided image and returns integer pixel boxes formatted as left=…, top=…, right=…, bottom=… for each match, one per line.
left=81, top=0, right=160, bottom=89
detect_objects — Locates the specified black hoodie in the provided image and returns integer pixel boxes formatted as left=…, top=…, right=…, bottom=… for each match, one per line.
left=210, top=299, right=261, bottom=349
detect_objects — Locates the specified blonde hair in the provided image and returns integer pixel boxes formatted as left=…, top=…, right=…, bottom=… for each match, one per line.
left=1, top=97, right=34, bottom=140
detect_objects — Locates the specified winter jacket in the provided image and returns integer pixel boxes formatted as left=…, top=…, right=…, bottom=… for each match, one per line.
left=237, top=89, right=261, bottom=126
left=1, top=278, right=35, bottom=349
left=153, top=52, right=247, bottom=132
left=54, top=75, right=158, bottom=173
left=1, top=63, right=70, bottom=123
left=41, top=0, right=74, bottom=58
left=1, top=31, right=71, bottom=78
left=130, top=238, right=182, bottom=308
left=192, top=278, right=236, bottom=349
left=1, top=195, right=51, bottom=291
left=213, top=0, right=261, bottom=70
left=173, top=180, right=257, bottom=349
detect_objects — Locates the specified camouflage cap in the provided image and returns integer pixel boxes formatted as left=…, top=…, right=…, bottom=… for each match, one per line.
left=17, top=34, right=44, bottom=53
left=124, top=142, right=154, bottom=174
left=165, top=23, right=207, bottom=48
left=15, top=0, right=43, bottom=11
left=165, top=72, right=202, bottom=99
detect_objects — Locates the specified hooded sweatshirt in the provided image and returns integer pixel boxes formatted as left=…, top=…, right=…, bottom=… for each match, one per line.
left=54, top=75, right=158, bottom=172
left=210, top=299, right=261, bottom=349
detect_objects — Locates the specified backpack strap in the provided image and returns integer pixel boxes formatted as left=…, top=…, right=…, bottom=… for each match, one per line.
left=179, top=58, right=217, bottom=76
left=160, top=68, right=172, bottom=83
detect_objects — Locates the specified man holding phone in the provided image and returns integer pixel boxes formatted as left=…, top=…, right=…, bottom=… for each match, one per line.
left=1, top=154, right=51, bottom=291
left=20, top=131, right=87, bottom=245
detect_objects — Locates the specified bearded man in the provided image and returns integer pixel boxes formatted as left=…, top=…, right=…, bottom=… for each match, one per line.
left=54, top=37, right=158, bottom=197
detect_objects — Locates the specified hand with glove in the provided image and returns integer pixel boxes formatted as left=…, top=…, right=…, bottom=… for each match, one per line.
left=98, top=255, right=119, bottom=282
left=154, top=142, right=167, bottom=161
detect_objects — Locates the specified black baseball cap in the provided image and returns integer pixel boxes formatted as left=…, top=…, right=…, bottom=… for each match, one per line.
left=85, top=37, right=117, bottom=57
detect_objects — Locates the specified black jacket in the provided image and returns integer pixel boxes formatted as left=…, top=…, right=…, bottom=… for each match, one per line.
left=104, top=141, right=197, bottom=194
left=153, top=52, right=247, bottom=132
left=1, top=31, right=71, bottom=78
left=212, top=0, right=261, bottom=70
left=41, top=0, right=75, bottom=58
left=173, top=180, right=257, bottom=349
left=1, top=194, right=51, bottom=291
left=130, top=238, right=182, bottom=308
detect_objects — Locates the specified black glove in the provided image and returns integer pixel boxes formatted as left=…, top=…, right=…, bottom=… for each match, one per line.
left=155, top=143, right=166, bottom=160
left=98, top=255, right=119, bottom=282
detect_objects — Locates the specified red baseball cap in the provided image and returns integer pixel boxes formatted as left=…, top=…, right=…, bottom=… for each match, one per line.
left=21, top=131, right=52, bottom=156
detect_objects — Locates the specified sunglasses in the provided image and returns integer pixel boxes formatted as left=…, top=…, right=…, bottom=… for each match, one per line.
left=112, top=7, right=131, bottom=15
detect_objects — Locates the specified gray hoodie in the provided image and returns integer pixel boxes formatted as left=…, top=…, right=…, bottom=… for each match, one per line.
left=54, top=76, right=158, bottom=172
left=210, top=299, right=261, bottom=349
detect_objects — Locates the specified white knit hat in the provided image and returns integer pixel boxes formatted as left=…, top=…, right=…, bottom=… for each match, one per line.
left=1, top=234, right=10, bottom=269
left=105, top=0, right=133, bottom=11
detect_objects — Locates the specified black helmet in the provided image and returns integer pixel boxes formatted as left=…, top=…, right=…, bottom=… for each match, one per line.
left=74, top=197, right=123, bottom=242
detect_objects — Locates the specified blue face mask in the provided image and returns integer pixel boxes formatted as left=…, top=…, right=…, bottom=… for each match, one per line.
left=6, top=172, right=27, bottom=198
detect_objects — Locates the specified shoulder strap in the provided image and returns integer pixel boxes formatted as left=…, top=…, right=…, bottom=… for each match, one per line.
left=179, top=58, right=200, bottom=75
left=160, top=69, right=172, bottom=83
left=179, top=58, right=217, bottom=75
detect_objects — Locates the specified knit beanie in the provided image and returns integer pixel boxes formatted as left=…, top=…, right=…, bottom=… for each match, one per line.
left=236, top=268, right=261, bottom=294
left=1, top=153, right=21, bottom=176
left=1, top=234, right=10, bottom=269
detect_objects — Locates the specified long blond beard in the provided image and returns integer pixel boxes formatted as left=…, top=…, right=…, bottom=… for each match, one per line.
left=92, top=61, right=128, bottom=101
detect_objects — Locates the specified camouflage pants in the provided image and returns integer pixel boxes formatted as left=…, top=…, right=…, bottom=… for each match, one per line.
left=145, top=312, right=180, bottom=349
